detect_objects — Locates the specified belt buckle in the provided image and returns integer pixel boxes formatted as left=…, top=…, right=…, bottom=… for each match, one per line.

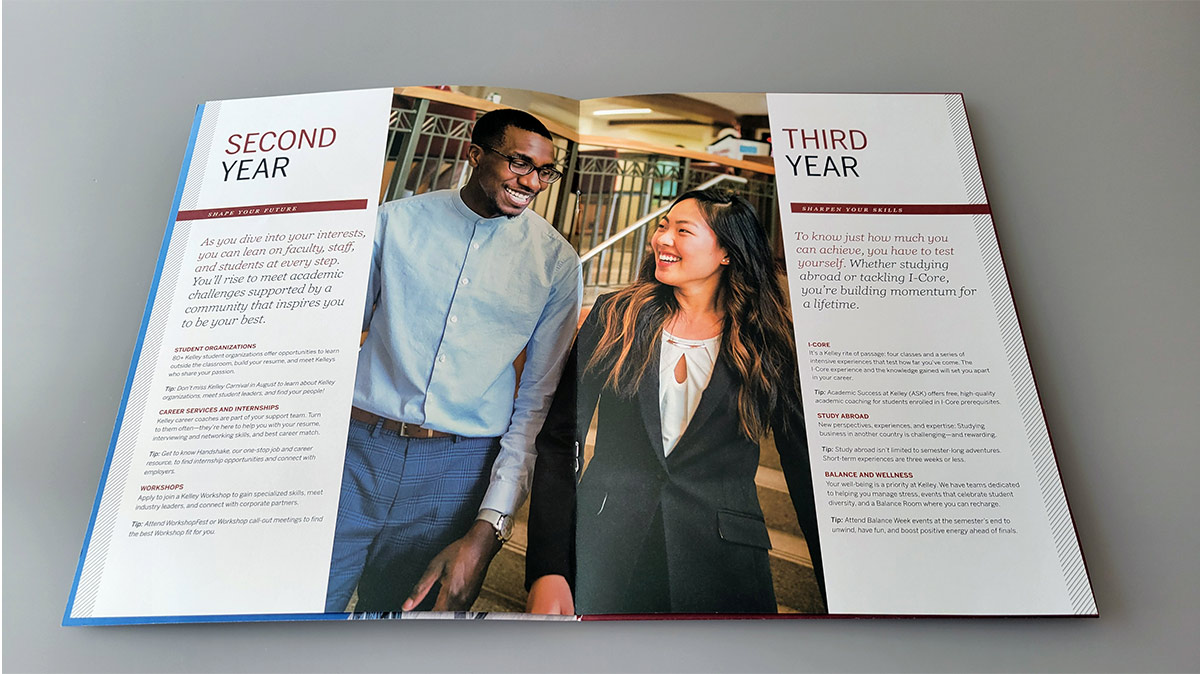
left=399, top=422, right=428, bottom=439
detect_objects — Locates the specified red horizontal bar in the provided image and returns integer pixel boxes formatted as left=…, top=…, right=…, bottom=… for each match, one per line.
left=790, top=203, right=991, bottom=215
left=177, top=198, right=369, bottom=221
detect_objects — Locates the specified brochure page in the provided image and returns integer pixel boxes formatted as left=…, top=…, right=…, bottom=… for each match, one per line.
left=768, top=93, right=1094, bottom=615
left=66, top=88, right=392, bottom=622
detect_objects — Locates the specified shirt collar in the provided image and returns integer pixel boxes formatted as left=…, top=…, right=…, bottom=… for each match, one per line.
left=453, top=188, right=521, bottom=225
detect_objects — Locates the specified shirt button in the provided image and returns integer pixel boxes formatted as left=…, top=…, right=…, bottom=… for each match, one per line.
left=450, top=315, right=458, bottom=323
left=460, top=277, right=470, bottom=286
left=472, top=242, right=480, bottom=250
left=438, top=354, right=446, bottom=363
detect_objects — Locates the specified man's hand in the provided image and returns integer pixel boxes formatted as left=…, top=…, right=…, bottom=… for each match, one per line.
left=403, top=519, right=504, bottom=612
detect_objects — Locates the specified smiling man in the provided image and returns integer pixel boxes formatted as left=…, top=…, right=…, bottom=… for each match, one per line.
left=325, top=108, right=582, bottom=614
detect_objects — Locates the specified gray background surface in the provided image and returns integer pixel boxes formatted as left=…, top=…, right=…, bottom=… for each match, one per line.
left=4, top=1, right=1198, bottom=672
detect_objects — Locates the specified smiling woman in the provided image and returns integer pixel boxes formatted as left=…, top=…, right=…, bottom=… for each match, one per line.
left=525, top=189, right=826, bottom=615
left=651, top=198, right=730, bottom=297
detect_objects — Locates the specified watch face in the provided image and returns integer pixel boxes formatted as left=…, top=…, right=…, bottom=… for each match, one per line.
left=498, top=515, right=513, bottom=539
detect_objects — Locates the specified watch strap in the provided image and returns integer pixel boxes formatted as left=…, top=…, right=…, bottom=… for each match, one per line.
left=477, top=508, right=513, bottom=542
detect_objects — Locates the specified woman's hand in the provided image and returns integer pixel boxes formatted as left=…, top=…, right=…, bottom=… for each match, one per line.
left=526, top=574, right=575, bottom=615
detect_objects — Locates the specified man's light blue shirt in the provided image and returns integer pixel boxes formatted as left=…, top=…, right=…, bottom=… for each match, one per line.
left=353, top=189, right=582, bottom=515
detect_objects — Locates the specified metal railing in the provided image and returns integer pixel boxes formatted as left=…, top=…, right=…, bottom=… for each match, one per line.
left=382, top=89, right=780, bottom=295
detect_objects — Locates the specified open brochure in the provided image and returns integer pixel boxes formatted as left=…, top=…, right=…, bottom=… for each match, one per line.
left=64, top=87, right=1096, bottom=624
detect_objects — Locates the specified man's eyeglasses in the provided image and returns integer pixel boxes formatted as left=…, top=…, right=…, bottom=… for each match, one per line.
left=479, top=145, right=563, bottom=184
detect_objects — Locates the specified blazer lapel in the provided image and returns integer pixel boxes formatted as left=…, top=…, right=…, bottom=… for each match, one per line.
left=637, top=339, right=668, bottom=469
left=669, top=356, right=732, bottom=460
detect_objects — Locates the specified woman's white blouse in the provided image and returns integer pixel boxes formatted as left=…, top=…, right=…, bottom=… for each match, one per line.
left=659, top=330, right=721, bottom=456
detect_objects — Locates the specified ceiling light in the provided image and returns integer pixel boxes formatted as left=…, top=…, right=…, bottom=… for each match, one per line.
left=592, top=108, right=653, bottom=116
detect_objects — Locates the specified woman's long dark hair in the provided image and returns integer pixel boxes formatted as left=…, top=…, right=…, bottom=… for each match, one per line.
left=586, top=188, right=802, bottom=439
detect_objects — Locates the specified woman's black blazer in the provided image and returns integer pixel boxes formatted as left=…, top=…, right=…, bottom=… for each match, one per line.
left=526, top=293, right=825, bottom=614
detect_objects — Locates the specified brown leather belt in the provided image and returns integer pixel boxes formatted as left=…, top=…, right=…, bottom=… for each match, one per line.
left=349, top=406, right=455, bottom=439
